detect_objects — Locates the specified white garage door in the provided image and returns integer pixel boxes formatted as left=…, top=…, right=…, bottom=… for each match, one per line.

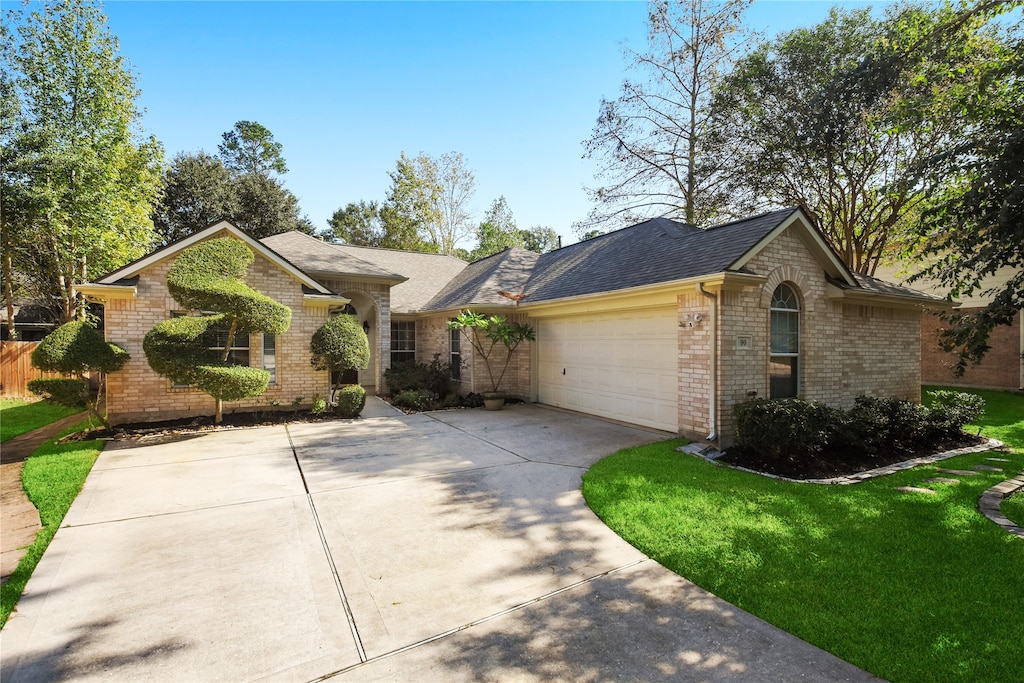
left=537, top=309, right=679, bottom=432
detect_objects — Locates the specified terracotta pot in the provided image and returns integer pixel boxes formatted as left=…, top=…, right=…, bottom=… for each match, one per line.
left=482, top=392, right=505, bottom=411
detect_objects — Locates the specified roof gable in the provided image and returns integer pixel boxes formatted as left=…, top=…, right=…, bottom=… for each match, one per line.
left=97, top=221, right=333, bottom=294
left=521, top=209, right=801, bottom=303
left=260, top=231, right=406, bottom=282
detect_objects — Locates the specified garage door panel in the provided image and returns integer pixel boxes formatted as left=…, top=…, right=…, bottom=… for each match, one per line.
left=537, top=310, right=678, bottom=432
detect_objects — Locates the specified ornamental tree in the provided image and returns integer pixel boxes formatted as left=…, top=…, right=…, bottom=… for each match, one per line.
left=29, top=320, right=129, bottom=425
left=143, top=238, right=291, bottom=423
left=448, top=311, right=535, bottom=395
left=310, top=314, right=370, bottom=404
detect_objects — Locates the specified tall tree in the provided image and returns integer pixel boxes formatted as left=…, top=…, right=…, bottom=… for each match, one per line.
left=1, top=0, right=163, bottom=322
left=717, top=5, right=961, bottom=275
left=431, top=151, right=477, bottom=255
left=899, top=1, right=1022, bottom=371
left=152, top=151, right=238, bottom=243
left=326, top=200, right=386, bottom=246
left=520, top=225, right=560, bottom=254
left=218, top=120, right=287, bottom=177
left=379, top=153, right=437, bottom=252
left=581, top=0, right=751, bottom=233
left=472, top=196, right=523, bottom=260
left=233, top=172, right=314, bottom=238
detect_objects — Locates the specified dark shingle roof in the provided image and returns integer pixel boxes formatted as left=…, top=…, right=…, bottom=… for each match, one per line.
left=422, top=248, right=539, bottom=312
left=522, top=209, right=797, bottom=303
left=841, top=273, right=947, bottom=302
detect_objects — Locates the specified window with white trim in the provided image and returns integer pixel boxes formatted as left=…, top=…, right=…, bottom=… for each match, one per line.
left=263, top=333, right=276, bottom=385
left=391, top=320, right=416, bottom=366
left=450, top=325, right=461, bottom=380
left=769, top=283, right=800, bottom=399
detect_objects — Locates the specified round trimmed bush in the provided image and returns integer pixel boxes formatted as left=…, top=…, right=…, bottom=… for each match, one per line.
left=335, top=385, right=366, bottom=418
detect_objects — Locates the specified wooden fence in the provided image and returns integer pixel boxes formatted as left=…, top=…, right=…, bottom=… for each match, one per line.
left=0, top=341, right=63, bottom=398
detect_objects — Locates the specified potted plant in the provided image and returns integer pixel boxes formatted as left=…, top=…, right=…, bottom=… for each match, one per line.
left=448, top=311, right=535, bottom=410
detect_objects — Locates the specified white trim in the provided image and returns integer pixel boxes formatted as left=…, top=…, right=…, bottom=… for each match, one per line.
left=97, top=221, right=334, bottom=294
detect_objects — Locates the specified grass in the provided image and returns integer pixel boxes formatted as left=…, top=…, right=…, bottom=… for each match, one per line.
left=0, top=420, right=103, bottom=629
left=0, top=398, right=82, bottom=443
left=583, top=387, right=1024, bottom=683
left=1005, top=491, right=1024, bottom=527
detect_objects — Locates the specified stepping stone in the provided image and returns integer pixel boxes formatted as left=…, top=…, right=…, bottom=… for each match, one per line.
left=973, top=465, right=1003, bottom=472
left=987, top=457, right=1011, bottom=462
left=923, top=477, right=960, bottom=485
left=896, top=486, right=937, bottom=495
left=937, top=469, right=979, bottom=476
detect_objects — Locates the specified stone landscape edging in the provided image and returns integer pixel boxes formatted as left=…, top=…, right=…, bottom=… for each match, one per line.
left=688, top=438, right=1005, bottom=485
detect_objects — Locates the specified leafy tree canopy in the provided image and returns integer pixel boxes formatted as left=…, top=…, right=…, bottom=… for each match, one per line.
left=218, top=120, right=287, bottom=177
left=2, top=0, right=163, bottom=322
left=471, top=196, right=523, bottom=260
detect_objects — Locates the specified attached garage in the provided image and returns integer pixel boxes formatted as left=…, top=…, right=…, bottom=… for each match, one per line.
left=536, top=308, right=679, bottom=432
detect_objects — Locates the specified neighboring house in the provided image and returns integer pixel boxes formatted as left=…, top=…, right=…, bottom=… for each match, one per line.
left=78, top=209, right=943, bottom=446
left=874, top=264, right=1022, bottom=391
left=0, top=302, right=59, bottom=342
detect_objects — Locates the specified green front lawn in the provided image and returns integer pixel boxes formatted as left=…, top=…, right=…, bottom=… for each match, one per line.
left=583, top=387, right=1024, bottom=682
left=0, top=398, right=82, bottom=443
left=0, top=421, right=103, bottom=628
left=1004, top=491, right=1024, bottom=528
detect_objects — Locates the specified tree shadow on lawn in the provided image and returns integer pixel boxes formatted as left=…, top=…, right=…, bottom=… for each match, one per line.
left=579, top=442, right=1024, bottom=682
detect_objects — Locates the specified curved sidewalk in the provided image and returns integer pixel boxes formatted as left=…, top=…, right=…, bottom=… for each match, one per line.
left=1, top=412, right=89, bottom=584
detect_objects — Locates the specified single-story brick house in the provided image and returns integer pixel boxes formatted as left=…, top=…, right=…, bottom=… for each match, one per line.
left=78, top=208, right=943, bottom=446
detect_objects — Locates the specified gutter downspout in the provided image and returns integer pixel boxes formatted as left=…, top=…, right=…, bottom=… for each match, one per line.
left=698, top=282, right=718, bottom=442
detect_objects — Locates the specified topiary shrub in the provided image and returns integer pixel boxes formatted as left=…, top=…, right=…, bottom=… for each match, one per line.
left=30, top=321, right=129, bottom=425
left=335, top=385, right=366, bottom=418
left=27, top=378, right=91, bottom=407
left=143, top=238, right=291, bottom=423
left=310, top=314, right=369, bottom=403
left=392, top=389, right=435, bottom=412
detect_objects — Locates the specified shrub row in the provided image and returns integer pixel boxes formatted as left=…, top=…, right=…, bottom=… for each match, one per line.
left=734, top=391, right=985, bottom=461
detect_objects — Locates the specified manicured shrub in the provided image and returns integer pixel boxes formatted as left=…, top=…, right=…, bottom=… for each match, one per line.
left=734, top=392, right=983, bottom=462
left=30, top=321, right=129, bottom=425
left=31, top=321, right=129, bottom=375
left=462, top=392, right=485, bottom=408
left=384, top=355, right=455, bottom=398
left=27, top=378, right=91, bottom=407
left=335, top=385, right=366, bottom=418
left=310, top=314, right=370, bottom=401
left=441, top=393, right=463, bottom=409
left=392, top=389, right=435, bottom=412
left=924, top=390, right=986, bottom=438
left=311, top=393, right=328, bottom=415
left=734, top=398, right=838, bottom=460
left=144, top=238, right=292, bottom=423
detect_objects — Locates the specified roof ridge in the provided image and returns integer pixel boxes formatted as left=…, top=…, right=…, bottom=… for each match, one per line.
left=335, top=241, right=468, bottom=263
left=261, top=231, right=405, bottom=279
left=705, top=207, right=797, bottom=231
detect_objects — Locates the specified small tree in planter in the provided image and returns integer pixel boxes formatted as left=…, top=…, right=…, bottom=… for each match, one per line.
left=29, top=321, right=130, bottom=426
left=310, top=313, right=370, bottom=409
left=448, top=310, right=535, bottom=409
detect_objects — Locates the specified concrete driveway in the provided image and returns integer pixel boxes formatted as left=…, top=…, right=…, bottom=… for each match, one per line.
left=1, top=402, right=878, bottom=682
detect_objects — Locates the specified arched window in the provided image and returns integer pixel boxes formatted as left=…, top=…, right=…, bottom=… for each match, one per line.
left=769, top=283, right=800, bottom=398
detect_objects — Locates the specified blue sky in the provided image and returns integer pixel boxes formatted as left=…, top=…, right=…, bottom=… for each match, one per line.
left=95, top=0, right=883, bottom=247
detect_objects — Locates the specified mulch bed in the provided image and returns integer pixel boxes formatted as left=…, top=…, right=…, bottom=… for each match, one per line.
left=717, top=432, right=989, bottom=480
left=61, top=410, right=343, bottom=441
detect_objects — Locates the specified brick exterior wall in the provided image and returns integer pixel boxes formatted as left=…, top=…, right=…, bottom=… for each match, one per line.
left=676, top=293, right=712, bottom=441
left=104, top=234, right=333, bottom=424
left=921, top=308, right=1022, bottom=390
left=317, top=278, right=390, bottom=390
left=709, top=227, right=922, bottom=446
